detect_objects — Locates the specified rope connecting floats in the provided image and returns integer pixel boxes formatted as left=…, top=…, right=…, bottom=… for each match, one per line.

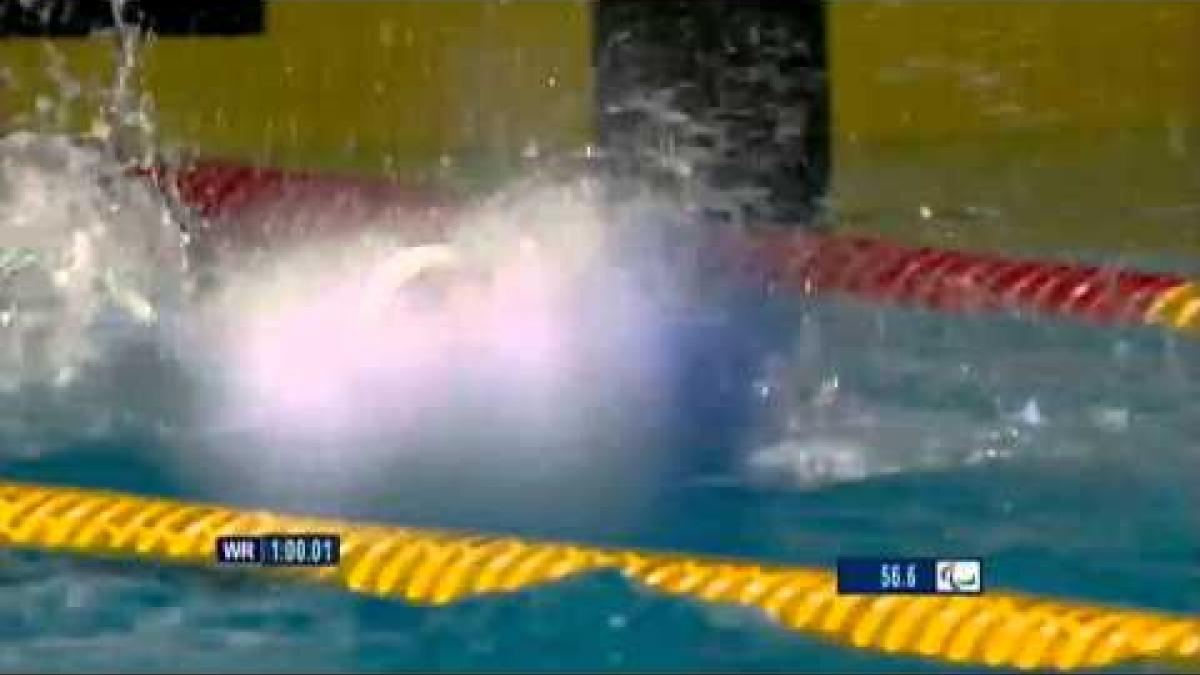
left=740, top=230, right=1200, bottom=337
left=1, top=480, right=1196, bottom=672
left=142, top=162, right=1200, bottom=339
left=135, top=162, right=448, bottom=219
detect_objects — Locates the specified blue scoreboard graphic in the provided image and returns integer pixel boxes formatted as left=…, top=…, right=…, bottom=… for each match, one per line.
left=836, top=557, right=984, bottom=595
left=215, top=534, right=341, bottom=568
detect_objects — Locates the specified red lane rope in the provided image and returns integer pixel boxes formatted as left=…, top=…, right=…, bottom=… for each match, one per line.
left=740, top=230, right=1189, bottom=327
left=139, top=161, right=1194, bottom=331
left=135, top=161, right=449, bottom=218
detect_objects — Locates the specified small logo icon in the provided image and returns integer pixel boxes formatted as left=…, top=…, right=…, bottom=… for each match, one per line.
left=936, top=559, right=982, bottom=594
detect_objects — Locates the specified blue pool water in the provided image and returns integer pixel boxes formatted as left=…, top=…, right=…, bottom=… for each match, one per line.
left=1, top=290, right=1196, bottom=672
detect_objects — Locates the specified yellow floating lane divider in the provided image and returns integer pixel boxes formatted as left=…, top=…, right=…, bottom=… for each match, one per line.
left=0, top=480, right=1195, bottom=671
left=1144, top=282, right=1200, bottom=337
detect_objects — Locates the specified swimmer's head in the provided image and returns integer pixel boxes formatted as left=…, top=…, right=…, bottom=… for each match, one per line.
left=392, top=264, right=496, bottom=316
left=362, top=244, right=466, bottom=316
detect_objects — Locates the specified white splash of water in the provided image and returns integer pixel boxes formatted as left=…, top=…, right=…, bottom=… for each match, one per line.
left=0, top=131, right=187, bottom=451
left=0, top=130, right=1086, bottom=505
left=177, top=178, right=685, bottom=528
left=0, top=131, right=697, bottom=530
left=0, top=132, right=184, bottom=387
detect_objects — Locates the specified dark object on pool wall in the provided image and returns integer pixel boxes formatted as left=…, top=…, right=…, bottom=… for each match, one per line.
left=594, top=0, right=828, bottom=229
left=0, top=0, right=265, bottom=37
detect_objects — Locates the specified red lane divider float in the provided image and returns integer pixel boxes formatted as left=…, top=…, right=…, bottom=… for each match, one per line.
left=135, top=161, right=1200, bottom=336
left=133, top=161, right=453, bottom=249
left=738, top=230, right=1195, bottom=331
left=136, top=161, right=448, bottom=219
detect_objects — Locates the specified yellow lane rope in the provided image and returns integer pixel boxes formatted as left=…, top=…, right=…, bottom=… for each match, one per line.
left=0, top=480, right=1195, bottom=671
left=1145, top=282, right=1200, bottom=336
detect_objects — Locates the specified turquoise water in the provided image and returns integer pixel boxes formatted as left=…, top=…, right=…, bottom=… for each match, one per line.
left=1, top=292, right=1196, bottom=672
